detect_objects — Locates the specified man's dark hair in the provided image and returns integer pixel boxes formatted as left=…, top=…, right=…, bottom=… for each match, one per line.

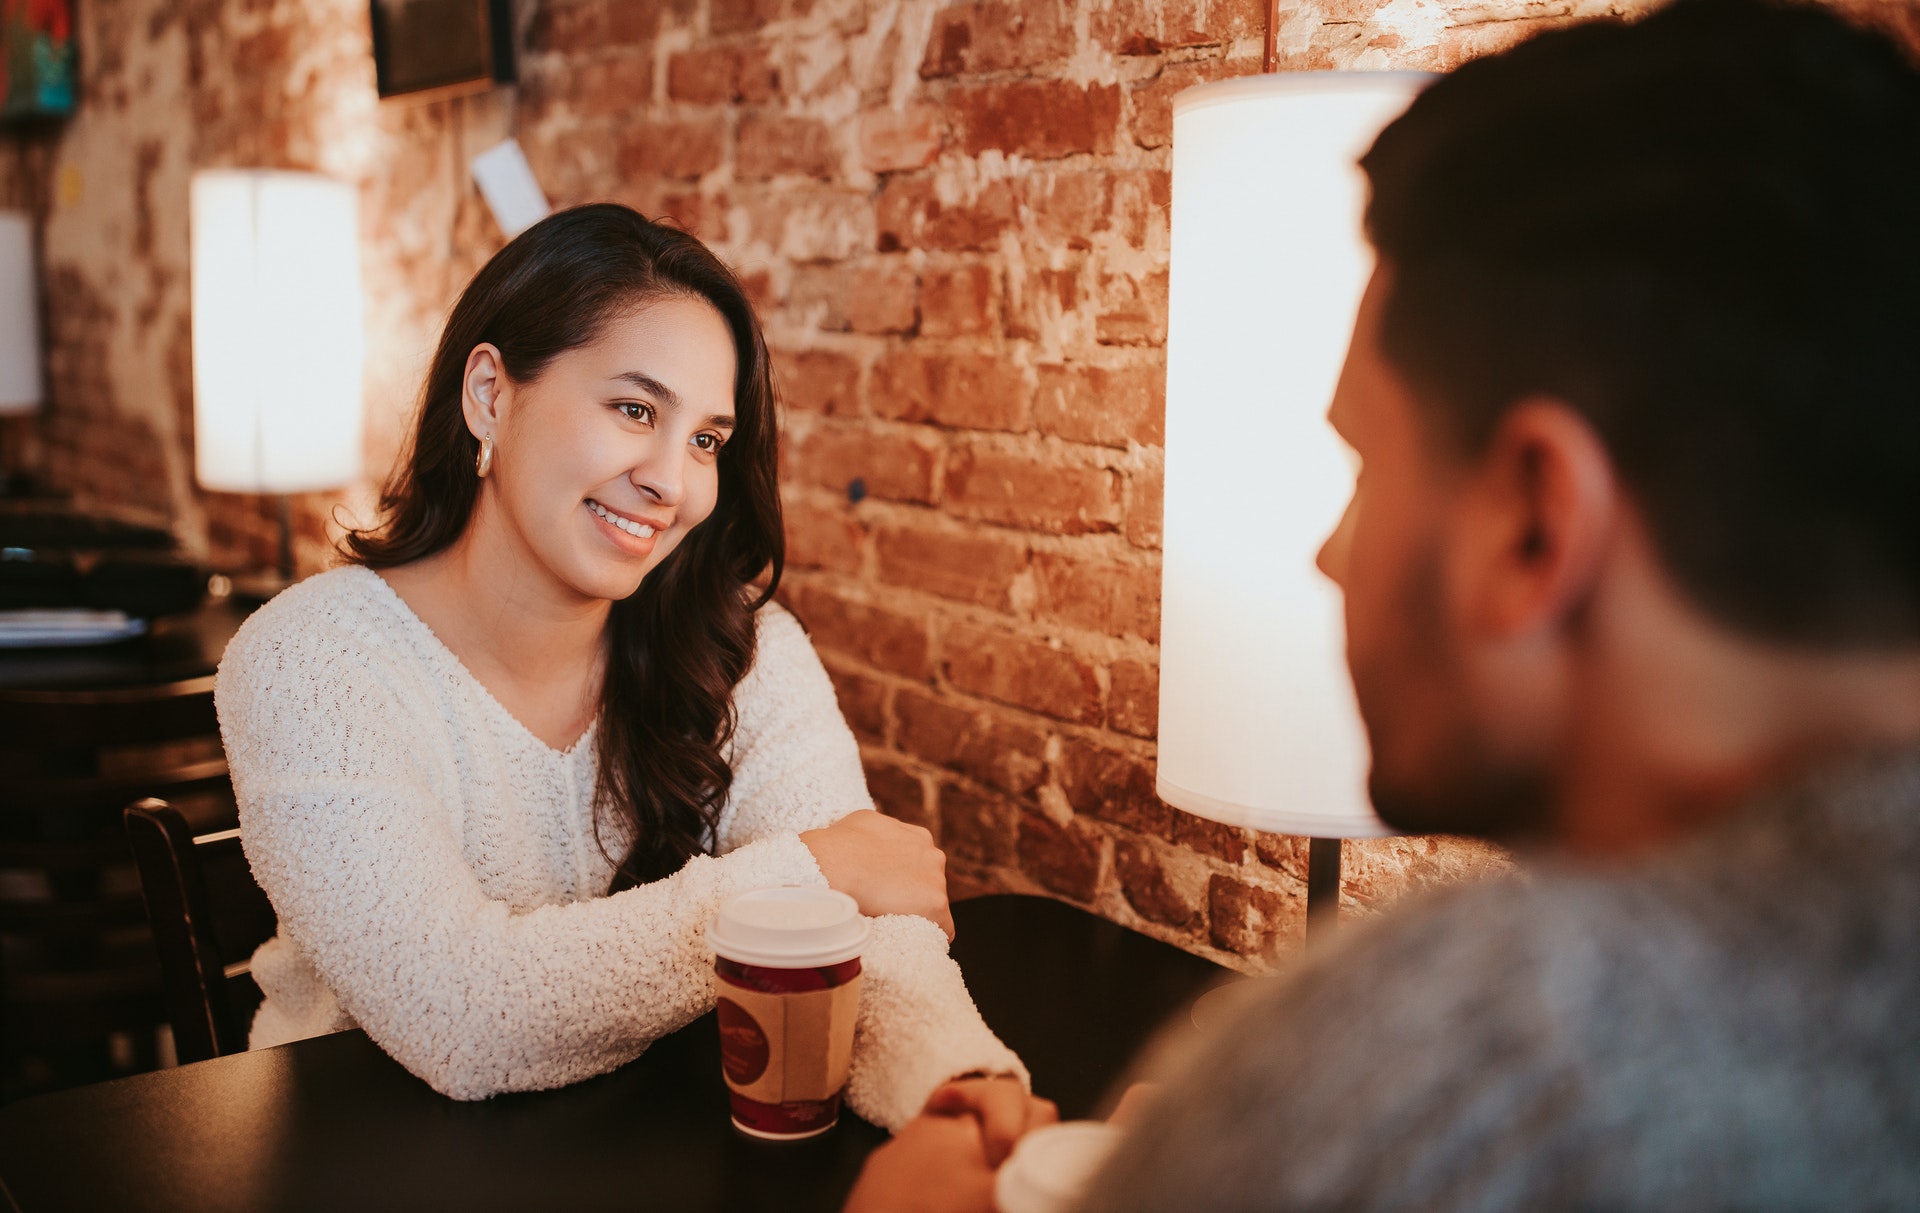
left=1362, top=0, right=1920, bottom=646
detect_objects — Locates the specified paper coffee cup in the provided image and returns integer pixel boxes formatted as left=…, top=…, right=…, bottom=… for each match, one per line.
left=709, top=887, right=869, bottom=1140
left=994, top=1121, right=1125, bottom=1213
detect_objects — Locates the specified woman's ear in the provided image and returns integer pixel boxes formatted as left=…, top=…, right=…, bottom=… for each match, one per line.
left=462, top=344, right=510, bottom=439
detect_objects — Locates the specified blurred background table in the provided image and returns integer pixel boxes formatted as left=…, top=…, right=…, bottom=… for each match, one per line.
left=0, top=596, right=247, bottom=693
left=0, top=893, right=1230, bottom=1213
left=0, top=596, right=251, bottom=1100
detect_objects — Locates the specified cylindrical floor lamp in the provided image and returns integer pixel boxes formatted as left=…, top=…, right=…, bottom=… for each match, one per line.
left=1158, top=73, right=1430, bottom=945
left=191, top=169, right=364, bottom=591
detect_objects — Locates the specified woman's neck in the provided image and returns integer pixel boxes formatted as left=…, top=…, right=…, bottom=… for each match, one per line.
left=380, top=503, right=610, bottom=751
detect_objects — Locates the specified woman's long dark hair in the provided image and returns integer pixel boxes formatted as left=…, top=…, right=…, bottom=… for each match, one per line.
left=345, top=204, right=784, bottom=891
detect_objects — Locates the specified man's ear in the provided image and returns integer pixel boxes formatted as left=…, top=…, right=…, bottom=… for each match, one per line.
left=1450, top=398, right=1618, bottom=638
left=461, top=343, right=510, bottom=439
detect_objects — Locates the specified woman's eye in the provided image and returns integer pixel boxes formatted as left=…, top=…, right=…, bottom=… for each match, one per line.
left=692, top=432, right=724, bottom=453
left=617, top=401, right=654, bottom=423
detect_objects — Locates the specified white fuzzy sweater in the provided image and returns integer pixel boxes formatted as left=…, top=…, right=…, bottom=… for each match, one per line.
left=214, top=566, right=1024, bottom=1125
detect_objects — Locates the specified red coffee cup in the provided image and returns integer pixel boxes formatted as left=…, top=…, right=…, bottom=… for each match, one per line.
left=709, top=887, right=869, bottom=1140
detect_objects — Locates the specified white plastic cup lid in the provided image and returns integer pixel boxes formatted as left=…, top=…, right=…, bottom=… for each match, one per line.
left=709, top=886, right=870, bottom=968
left=994, top=1121, right=1124, bottom=1213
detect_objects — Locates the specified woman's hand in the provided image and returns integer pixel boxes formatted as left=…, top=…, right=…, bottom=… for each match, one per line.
left=800, top=810, right=955, bottom=938
left=924, top=1076, right=1058, bottom=1166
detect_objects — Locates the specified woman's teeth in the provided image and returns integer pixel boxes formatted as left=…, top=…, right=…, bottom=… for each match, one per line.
left=588, top=500, right=656, bottom=538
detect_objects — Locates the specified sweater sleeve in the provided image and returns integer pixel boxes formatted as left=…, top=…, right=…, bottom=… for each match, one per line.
left=718, top=603, right=1030, bottom=1131
left=217, top=604, right=828, bottom=1102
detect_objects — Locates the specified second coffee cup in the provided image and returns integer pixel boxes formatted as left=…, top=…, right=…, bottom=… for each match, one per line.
left=709, top=886, right=869, bottom=1140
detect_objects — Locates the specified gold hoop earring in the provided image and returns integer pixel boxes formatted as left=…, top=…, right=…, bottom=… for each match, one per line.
left=475, top=435, right=495, bottom=479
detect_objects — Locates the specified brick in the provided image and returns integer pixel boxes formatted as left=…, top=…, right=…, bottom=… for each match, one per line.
left=667, top=46, right=780, bottom=103
left=740, top=186, right=875, bottom=263
left=774, top=348, right=861, bottom=415
left=942, top=621, right=1101, bottom=724
left=783, top=495, right=866, bottom=574
left=918, top=263, right=1001, bottom=338
left=786, top=583, right=934, bottom=679
left=604, top=0, right=674, bottom=45
left=1130, top=60, right=1256, bottom=150
left=920, top=2, right=1077, bottom=77
left=1253, top=831, right=1307, bottom=873
left=859, top=106, right=944, bottom=173
left=529, top=54, right=655, bottom=121
left=1208, top=873, right=1291, bottom=957
left=847, top=260, right=919, bottom=335
left=1125, top=462, right=1163, bottom=549
left=1057, top=737, right=1172, bottom=836
left=874, top=521, right=1028, bottom=610
left=940, top=782, right=1018, bottom=865
left=786, top=422, right=940, bottom=504
left=1029, top=550, right=1160, bottom=640
left=872, top=351, right=1030, bottom=433
left=712, top=0, right=785, bottom=34
left=618, top=117, right=727, bottom=180
left=826, top=663, right=889, bottom=742
left=1092, top=0, right=1261, bottom=56
left=1341, top=836, right=1514, bottom=913
left=1172, top=812, right=1247, bottom=863
left=1113, top=836, right=1201, bottom=929
left=1018, top=812, right=1103, bottom=903
left=955, top=81, right=1123, bottom=159
left=527, top=0, right=608, bottom=53
left=894, top=687, right=1050, bottom=795
left=944, top=444, right=1121, bottom=534
left=877, top=177, right=1018, bottom=253
left=1096, top=269, right=1170, bottom=347
left=1006, top=263, right=1084, bottom=343
left=1107, top=658, right=1158, bottom=738
left=788, top=265, right=853, bottom=332
left=738, top=114, right=838, bottom=180
left=1020, top=172, right=1113, bottom=252
left=866, top=758, right=932, bottom=829
left=1110, top=170, right=1172, bottom=249
left=1034, top=361, right=1164, bottom=449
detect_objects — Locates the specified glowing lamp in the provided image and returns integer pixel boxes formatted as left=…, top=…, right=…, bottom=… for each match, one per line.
left=0, top=211, right=42, bottom=415
left=1158, top=73, right=1430, bottom=934
left=191, top=170, right=364, bottom=581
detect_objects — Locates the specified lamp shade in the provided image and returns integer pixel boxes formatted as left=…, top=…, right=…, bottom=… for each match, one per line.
left=0, top=211, right=42, bottom=415
left=191, top=170, right=364, bottom=494
left=1157, top=73, right=1429, bottom=840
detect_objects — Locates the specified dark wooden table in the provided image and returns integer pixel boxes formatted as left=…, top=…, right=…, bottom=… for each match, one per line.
left=0, top=894, right=1228, bottom=1213
left=0, top=597, right=248, bottom=692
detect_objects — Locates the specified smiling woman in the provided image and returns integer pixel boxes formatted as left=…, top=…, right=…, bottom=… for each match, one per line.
left=210, top=205, right=1031, bottom=1126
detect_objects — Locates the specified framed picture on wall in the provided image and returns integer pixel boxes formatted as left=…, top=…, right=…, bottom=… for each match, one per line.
left=1, top=0, right=77, bottom=124
left=370, top=0, right=515, bottom=101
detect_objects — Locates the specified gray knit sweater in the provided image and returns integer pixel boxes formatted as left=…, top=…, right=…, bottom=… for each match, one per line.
left=1081, top=750, right=1920, bottom=1211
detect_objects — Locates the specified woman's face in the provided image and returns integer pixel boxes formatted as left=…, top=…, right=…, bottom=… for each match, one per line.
left=469, top=294, right=739, bottom=604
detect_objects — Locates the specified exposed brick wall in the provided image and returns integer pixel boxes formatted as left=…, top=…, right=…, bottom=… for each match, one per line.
left=7, top=0, right=1914, bottom=969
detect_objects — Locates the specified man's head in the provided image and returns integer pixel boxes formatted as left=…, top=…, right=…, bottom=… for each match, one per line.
left=1319, top=0, right=1920, bottom=841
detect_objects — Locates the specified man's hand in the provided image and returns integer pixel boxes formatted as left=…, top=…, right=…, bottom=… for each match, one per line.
left=843, top=1112, right=998, bottom=1213
left=800, top=810, right=955, bottom=938
left=924, top=1076, right=1058, bottom=1166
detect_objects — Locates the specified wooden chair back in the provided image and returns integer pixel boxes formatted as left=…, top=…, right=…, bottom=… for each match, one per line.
left=123, top=800, right=276, bottom=1064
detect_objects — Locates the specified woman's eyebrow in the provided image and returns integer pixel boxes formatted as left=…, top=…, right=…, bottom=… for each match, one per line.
left=612, top=371, right=682, bottom=408
left=612, top=370, right=734, bottom=429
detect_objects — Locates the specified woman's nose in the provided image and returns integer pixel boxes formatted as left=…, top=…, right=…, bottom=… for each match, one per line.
left=631, top=445, right=686, bottom=507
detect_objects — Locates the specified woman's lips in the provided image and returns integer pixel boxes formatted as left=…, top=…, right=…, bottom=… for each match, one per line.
left=586, top=498, right=665, bottom=553
left=586, top=498, right=666, bottom=537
